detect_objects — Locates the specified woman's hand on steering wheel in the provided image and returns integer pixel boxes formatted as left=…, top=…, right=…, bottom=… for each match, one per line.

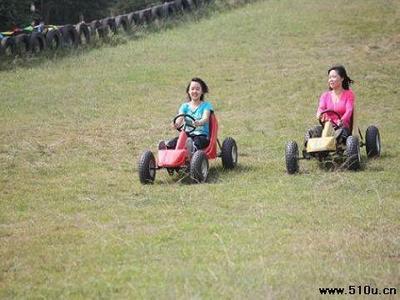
left=318, top=110, right=342, bottom=129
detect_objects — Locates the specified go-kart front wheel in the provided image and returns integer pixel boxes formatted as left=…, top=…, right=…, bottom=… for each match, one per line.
left=285, top=141, right=299, bottom=174
left=190, top=151, right=209, bottom=183
left=365, top=125, right=381, bottom=158
left=221, top=137, right=238, bottom=169
left=345, top=136, right=361, bottom=171
left=138, top=150, right=156, bottom=184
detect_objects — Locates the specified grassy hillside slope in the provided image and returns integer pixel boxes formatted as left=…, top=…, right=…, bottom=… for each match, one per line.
left=1, top=0, right=399, bottom=298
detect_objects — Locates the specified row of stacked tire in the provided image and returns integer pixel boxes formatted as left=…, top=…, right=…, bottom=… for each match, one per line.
left=0, top=0, right=208, bottom=57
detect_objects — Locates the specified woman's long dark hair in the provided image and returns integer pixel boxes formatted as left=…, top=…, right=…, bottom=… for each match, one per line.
left=328, top=65, right=354, bottom=90
left=186, top=77, right=209, bottom=101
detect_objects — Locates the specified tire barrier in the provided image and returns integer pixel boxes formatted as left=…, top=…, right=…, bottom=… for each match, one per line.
left=115, top=15, right=129, bottom=32
left=15, top=34, right=30, bottom=56
left=46, top=28, right=63, bottom=50
left=151, top=5, right=166, bottom=20
left=29, top=32, right=46, bottom=53
left=1, top=37, right=17, bottom=56
left=90, top=20, right=102, bottom=38
left=76, top=22, right=91, bottom=45
left=60, top=25, right=79, bottom=48
left=101, top=17, right=117, bottom=34
left=138, top=8, right=153, bottom=24
left=0, top=0, right=208, bottom=58
left=127, top=11, right=140, bottom=26
left=163, top=2, right=177, bottom=18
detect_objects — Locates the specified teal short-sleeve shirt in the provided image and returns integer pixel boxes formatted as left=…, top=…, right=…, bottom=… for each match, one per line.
left=179, top=101, right=213, bottom=136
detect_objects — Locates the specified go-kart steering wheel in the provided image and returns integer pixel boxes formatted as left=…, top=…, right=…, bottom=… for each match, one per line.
left=173, top=114, right=196, bottom=134
left=319, top=110, right=342, bottom=128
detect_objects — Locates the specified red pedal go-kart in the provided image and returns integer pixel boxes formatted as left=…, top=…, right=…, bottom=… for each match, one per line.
left=138, top=113, right=238, bottom=184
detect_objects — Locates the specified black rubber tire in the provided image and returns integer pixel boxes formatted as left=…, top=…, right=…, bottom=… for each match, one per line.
left=139, top=8, right=153, bottom=24
left=60, top=25, right=79, bottom=48
left=75, top=22, right=91, bottom=45
left=151, top=5, right=165, bottom=20
left=174, top=0, right=185, bottom=12
left=102, top=18, right=117, bottom=34
left=127, top=12, right=140, bottom=26
left=165, top=2, right=177, bottom=17
left=90, top=20, right=101, bottom=37
left=221, top=137, right=238, bottom=169
left=285, top=141, right=299, bottom=174
left=15, top=34, right=30, bottom=56
left=345, top=136, right=361, bottom=171
left=97, top=24, right=109, bottom=39
left=29, top=32, right=46, bottom=54
left=138, top=150, right=156, bottom=184
left=365, top=125, right=381, bottom=158
left=181, top=0, right=194, bottom=11
left=1, top=37, right=17, bottom=56
left=190, top=150, right=209, bottom=183
left=115, top=15, right=129, bottom=32
left=45, top=29, right=62, bottom=50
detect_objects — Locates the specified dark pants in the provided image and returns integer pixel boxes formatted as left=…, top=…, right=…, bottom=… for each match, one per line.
left=166, top=134, right=209, bottom=150
left=334, top=127, right=351, bottom=144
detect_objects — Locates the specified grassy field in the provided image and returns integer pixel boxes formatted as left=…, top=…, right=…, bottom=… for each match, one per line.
left=1, top=0, right=399, bottom=298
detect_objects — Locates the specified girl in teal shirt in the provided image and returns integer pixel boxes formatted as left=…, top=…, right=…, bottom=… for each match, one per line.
left=161, top=77, right=213, bottom=151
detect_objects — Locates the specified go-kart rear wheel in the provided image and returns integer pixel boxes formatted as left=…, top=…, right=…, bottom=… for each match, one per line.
left=190, top=151, right=209, bottom=183
left=138, top=150, right=156, bottom=184
left=285, top=141, right=299, bottom=174
left=345, top=136, right=361, bottom=171
left=221, top=137, right=238, bottom=169
left=365, top=125, right=381, bottom=158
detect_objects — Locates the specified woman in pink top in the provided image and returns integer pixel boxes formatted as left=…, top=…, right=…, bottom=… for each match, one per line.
left=306, top=65, right=355, bottom=145
left=317, top=65, right=355, bottom=131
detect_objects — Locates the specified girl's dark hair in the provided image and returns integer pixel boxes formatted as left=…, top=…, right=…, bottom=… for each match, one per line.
left=328, top=65, right=354, bottom=90
left=186, top=77, right=209, bottom=101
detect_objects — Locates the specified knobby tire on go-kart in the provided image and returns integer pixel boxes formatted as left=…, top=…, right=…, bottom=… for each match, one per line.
left=221, top=137, right=238, bottom=169
left=345, top=136, right=361, bottom=171
left=190, top=150, right=209, bottom=183
left=138, top=150, right=156, bottom=184
left=365, top=125, right=381, bottom=158
left=285, top=140, right=299, bottom=174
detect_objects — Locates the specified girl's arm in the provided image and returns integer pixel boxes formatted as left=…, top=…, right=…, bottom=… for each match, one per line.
left=194, top=110, right=211, bottom=127
left=173, top=116, right=184, bottom=129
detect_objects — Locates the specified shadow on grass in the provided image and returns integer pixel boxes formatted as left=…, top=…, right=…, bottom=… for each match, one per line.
left=151, top=163, right=251, bottom=185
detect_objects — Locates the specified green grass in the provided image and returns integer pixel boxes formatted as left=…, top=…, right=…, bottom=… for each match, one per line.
left=1, top=0, right=399, bottom=298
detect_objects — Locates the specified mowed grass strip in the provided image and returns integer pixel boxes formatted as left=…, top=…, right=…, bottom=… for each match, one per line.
left=1, top=0, right=399, bottom=298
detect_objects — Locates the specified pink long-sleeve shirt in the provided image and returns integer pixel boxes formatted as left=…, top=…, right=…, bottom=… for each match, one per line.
left=317, top=89, right=355, bottom=128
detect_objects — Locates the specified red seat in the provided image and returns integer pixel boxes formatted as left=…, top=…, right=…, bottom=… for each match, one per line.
left=204, top=112, right=218, bottom=159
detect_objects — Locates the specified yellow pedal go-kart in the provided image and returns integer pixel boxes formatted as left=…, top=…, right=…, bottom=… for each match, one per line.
left=285, top=110, right=381, bottom=173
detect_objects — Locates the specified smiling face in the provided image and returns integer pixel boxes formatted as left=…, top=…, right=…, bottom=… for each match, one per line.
left=188, top=81, right=203, bottom=102
left=328, top=69, right=344, bottom=90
